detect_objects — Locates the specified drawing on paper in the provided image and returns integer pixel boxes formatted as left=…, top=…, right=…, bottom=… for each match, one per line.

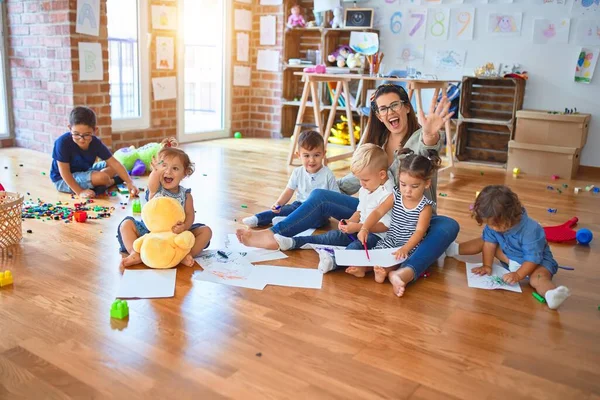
left=494, top=15, right=517, bottom=32
left=488, top=12, right=522, bottom=36
left=575, top=47, right=599, bottom=84
left=78, top=1, right=97, bottom=28
left=435, top=50, right=465, bottom=69
left=466, top=262, right=522, bottom=293
left=195, top=250, right=254, bottom=281
left=398, top=44, right=425, bottom=66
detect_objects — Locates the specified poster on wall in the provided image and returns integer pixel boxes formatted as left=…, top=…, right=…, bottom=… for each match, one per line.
left=78, top=42, right=103, bottom=81
left=233, top=66, right=251, bottom=86
left=156, top=36, right=175, bottom=70
left=571, top=0, right=600, bottom=17
left=236, top=32, right=249, bottom=62
left=76, top=0, right=100, bottom=37
left=151, top=6, right=177, bottom=31
left=260, top=15, right=277, bottom=45
left=397, top=44, right=426, bottom=66
left=257, top=50, right=280, bottom=71
left=532, top=18, right=570, bottom=44
left=427, top=8, right=450, bottom=40
left=405, top=9, right=428, bottom=40
left=574, top=47, right=599, bottom=83
left=435, top=49, right=466, bottom=69
left=574, top=20, right=600, bottom=45
left=152, top=77, right=177, bottom=101
left=487, top=12, right=522, bottom=36
left=235, top=9, right=253, bottom=31
left=450, top=8, right=475, bottom=40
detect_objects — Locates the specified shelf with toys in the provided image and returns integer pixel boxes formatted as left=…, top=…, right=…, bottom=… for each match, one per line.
left=281, top=0, right=377, bottom=147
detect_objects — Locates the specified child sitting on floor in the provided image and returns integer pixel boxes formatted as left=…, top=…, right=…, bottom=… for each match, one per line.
left=445, top=185, right=570, bottom=310
left=242, top=130, right=339, bottom=228
left=50, top=106, right=139, bottom=199
left=275, top=144, right=394, bottom=275
left=117, top=138, right=212, bottom=267
left=358, top=149, right=439, bottom=297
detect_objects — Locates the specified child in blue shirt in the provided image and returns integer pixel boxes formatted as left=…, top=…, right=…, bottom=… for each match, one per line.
left=50, top=106, right=138, bottom=199
left=445, top=185, right=570, bottom=310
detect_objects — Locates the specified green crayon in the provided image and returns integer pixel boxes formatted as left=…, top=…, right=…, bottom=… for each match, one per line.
left=532, top=292, right=546, bottom=303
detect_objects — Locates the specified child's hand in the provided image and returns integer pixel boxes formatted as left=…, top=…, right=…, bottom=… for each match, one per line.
left=502, top=272, right=522, bottom=284
left=79, top=189, right=96, bottom=199
left=357, top=229, right=368, bottom=244
left=127, top=182, right=139, bottom=197
left=393, top=247, right=408, bottom=260
left=471, top=265, right=492, bottom=276
left=338, top=220, right=347, bottom=231
left=150, top=156, right=165, bottom=172
left=172, top=221, right=185, bottom=234
left=344, top=222, right=361, bottom=234
left=271, top=203, right=281, bottom=214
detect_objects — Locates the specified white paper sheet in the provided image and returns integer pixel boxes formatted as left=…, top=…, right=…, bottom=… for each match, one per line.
left=151, top=5, right=177, bottom=31
left=117, top=269, right=177, bottom=299
left=257, top=50, right=280, bottom=71
left=405, top=9, right=428, bottom=40
left=236, top=0, right=252, bottom=3
left=314, top=0, right=340, bottom=12
left=427, top=8, right=450, bottom=40
left=309, top=244, right=346, bottom=255
left=192, top=269, right=267, bottom=290
left=397, top=44, right=425, bottom=66
left=465, top=262, right=522, bottom=293
left=254, top=265, right=323, bottom=289
left=349, top=31, right=380, bottom=55
left=156, top=36, right=174, bottom=69
left=260, top=15, right=277, bottom=45
left=233, top=66, right=251, bottom=87
left=532, top=18, right=570, bottom=44
left=294, top=228, right=316, bottom=237
left=76, top=0, right=100, bottom=37
left=334, top=248, right=406, bottom=267
left=260, top=0, right=283, bottom=4
left=78, top=42, right=103, bottom=81
left=574, top=20, right=600, bottom=46
left=235, top=9, right=252, bottom=31
left=571, top=0, right=600, bottom=17
left=435, top=50, right=466, bottom=70
left=488, top=12, right=522, bottom=36
left=236, top=32, right=249, bottom=62
left=450, top=8, right=475, bottom=40
left=244, top=250, right=288, bottom=264
left=575, top=47, right=599, bottom=84
left=152, top=77, right=177, bottom=101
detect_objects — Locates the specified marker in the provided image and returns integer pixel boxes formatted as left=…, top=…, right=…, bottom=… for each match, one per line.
left=274, top=204, right=281, bottom=210
left=217, top=251, right=229, bottom=259
left=532, top=292, right=546, bottom=303
left=340, top=219, right=357, bottom=241
left=363, top=242, right=370, bottom=261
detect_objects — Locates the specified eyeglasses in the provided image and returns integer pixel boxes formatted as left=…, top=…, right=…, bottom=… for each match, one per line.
left=376, top=101, right=404, bottom=115
left=71, top=132, right=93, bottom=140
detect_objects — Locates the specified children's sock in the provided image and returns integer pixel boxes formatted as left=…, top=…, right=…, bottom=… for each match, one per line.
left=545, top=286, right=571, bottom=310
left=272, top=216, right=286, bottom=225
left=273, top=234, right=294, bottom=251
left=242, top=216, right=258, bottom=228
left=445, top=241, right=459, bottom=258
left=317, top=249, right=335, bottom=273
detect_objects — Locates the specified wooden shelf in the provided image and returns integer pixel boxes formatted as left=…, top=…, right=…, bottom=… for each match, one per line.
left=282, top=100, right=359, bottom=112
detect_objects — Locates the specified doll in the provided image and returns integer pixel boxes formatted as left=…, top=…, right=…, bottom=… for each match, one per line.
left=287, top=5, right=306, bottom=28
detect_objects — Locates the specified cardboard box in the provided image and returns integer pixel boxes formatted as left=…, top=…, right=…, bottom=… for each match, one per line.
left=507, top=140, right=580, bottom=179
left=515, top=110, right=591, bottom=148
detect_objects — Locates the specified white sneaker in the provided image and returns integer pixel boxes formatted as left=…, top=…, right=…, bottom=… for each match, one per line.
left=242, top=216, right=258, bottom=228
left=272, top=216, right=286, bottom=225
left=317, top=249, right=335, bottom=273
left=445, top=241, right=459, bottom=258
left=437, top=254, right=446, bottom=267
left=274, top=234, right=294, bottom=251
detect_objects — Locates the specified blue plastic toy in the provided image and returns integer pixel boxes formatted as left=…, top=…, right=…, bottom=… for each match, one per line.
left=576, top=228, right=593, bottom=245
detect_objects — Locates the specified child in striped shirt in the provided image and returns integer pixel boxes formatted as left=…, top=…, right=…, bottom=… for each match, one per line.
left=358, top=148, right=440, bottom=297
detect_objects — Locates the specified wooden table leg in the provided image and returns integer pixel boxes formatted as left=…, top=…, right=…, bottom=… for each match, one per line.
left=288, top=78, right=311, bottom=165
left=310, top=81, right=322, bottom=134
left=343, top=80, right=356, bottom=150
left=323, top=80, right=342, bottom=159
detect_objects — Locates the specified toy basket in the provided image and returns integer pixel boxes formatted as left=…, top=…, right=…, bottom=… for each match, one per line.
left=0, top=192, right=24, bottom=249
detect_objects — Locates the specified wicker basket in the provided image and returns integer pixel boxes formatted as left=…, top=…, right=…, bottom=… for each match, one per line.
left=0, top=192, right=24, bottom=249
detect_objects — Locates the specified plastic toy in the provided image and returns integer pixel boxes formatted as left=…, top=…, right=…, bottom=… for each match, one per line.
left=132, top=199, right=142, bottom=214
left=0, top=183, right=4, bottom=191
left=303, top=64, right=326, bottom=74
left=330, top=7, right=344, bottom=28
left=73, top=210, right=88, bottom=223
left=586, top=185, right=595, bottom=191
left=113, top=142, right=161, bottom=176
left=329, top=115, right=360, bottom=145
left=287, top=5, right=305, bottom=28
left=0, top=270, right=13, bottom=287
left=576, top=228, right=593, bottom=245
left=117, top=184, right=129, bottom=195
left=234, top=132, right=242, bottom=139
left=543, top=217, right=578, bottom=243
left=551, top=175, right=560, bottom=180
left=574, top=187, right=581, bottom=194
left=547, top=208, right=557, bottom=214
left=110, top=299, right=129, bottom=319
left=512, top=167, right=520, bottom=175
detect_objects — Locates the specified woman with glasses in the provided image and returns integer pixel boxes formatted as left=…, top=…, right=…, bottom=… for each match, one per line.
left=237, top=84, right=459, bottom=287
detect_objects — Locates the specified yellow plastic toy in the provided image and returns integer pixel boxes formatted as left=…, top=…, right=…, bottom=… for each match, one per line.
left=329, top=115, right=360, bottom=145
left=0, top=270, right=13, bottom=287
left=132, top=197, right=195, bottom=269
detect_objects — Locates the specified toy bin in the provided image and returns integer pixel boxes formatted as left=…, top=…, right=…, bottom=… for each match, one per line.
left=0, top=192, right=24, bottom=249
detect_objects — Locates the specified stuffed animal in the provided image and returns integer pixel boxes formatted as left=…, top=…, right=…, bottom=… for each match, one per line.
left=133, top=197, right=195, bottom=269
left=327, top=45, right=353, bottom=68
left=287, top=5, right=306, bottom=28
left=113, top=142, right=161, bottom=176
left=346, top=53, right=363, bottom=69
left=331, top=7, right=344, bottom=29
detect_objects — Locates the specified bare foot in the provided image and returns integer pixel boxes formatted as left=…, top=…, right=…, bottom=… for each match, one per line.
left=374, top=266, right=389, bottom=283
left=235, top=228, right=246, bottom=242
left=388, top=270, right=408, bottom=297
left=181, top=253, right=195, bottom=267
left=345, top=266, right=366, bottom=278
left=120, top=251, right=142, bottom=267
left=238, top=228, right=279, bottom=250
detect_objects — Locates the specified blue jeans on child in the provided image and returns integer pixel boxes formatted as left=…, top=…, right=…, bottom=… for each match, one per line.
left=271, top=189, right=460, bottom=281
left=53, top=161, right=107, bottom=193
left=255, top=201, right=303, bottom=226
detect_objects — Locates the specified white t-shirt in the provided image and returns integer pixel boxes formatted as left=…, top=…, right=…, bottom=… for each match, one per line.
left=287, top=166, right=340, bottom=202
left=357, top=176, right=394, bottom=239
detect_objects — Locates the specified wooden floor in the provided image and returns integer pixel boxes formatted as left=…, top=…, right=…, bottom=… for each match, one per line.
left=1, top=139, right=599, bottom=400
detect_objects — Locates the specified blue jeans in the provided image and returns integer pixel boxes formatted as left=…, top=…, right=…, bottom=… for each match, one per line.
left=255, top=201, right=302, bottom=226
left=272, top=189, right=460, bottom=282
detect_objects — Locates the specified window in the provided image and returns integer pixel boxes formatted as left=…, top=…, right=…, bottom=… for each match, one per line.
left=0, top=9, right=10, bottom=137
left=107, top=0, right=149, bottom=131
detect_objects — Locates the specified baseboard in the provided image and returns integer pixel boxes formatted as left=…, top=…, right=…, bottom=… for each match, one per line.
left=577, top=165, right=600, bottom=180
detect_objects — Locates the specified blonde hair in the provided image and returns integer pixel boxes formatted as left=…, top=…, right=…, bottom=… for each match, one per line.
left=157, top=137, right=195, bottom=176
left=351, top=144, right=388, bottom=175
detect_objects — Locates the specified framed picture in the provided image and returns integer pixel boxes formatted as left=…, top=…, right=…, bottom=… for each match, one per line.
left=344, top=8, right=374, bottom=29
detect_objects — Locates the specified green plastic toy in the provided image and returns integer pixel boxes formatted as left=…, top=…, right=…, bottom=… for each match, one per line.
left=110, top=299, right=129, bottom=319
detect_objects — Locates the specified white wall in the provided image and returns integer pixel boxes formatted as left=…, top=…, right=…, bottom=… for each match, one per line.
left=361, top=0, right=600, bottom=167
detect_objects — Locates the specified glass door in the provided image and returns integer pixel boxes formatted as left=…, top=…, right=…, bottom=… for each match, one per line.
left=178, top=0, right=230, bottom=142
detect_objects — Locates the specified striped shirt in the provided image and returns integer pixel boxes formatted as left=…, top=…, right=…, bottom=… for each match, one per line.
left=374, top=187, right=435, bottom=253
left=153, top=184, right=191, bottom=208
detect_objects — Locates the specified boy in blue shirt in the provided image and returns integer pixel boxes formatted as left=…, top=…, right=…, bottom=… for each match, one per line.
left=50, top=107, right=138, bottom=199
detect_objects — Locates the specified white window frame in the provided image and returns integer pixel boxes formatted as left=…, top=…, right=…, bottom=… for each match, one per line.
left=176, top=0, right=231, bottom=143
left=0, top=5, right=11, bottom=138
left=109, top=0, right=150, bottom=132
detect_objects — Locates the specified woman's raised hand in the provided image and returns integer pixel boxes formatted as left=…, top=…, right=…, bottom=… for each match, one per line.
left=419, top=95, right=454, bottom=140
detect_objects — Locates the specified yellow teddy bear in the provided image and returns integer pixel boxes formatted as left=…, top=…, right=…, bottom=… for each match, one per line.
left=133, top=196, right=195, bottom=269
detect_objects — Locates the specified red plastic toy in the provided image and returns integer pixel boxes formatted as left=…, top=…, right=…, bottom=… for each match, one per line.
left=544, top=217, right=578, bottom=243
left=74, top=210, right=88, bottom=223
left=0, top=183, right=4, bottom=191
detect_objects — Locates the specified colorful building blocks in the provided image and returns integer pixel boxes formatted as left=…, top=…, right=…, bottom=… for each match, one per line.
left=110, top=299, right=129, bottom=319
left=132, top=199, right=142, bottom=214
left=0, top=270, right=13, bottom=287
